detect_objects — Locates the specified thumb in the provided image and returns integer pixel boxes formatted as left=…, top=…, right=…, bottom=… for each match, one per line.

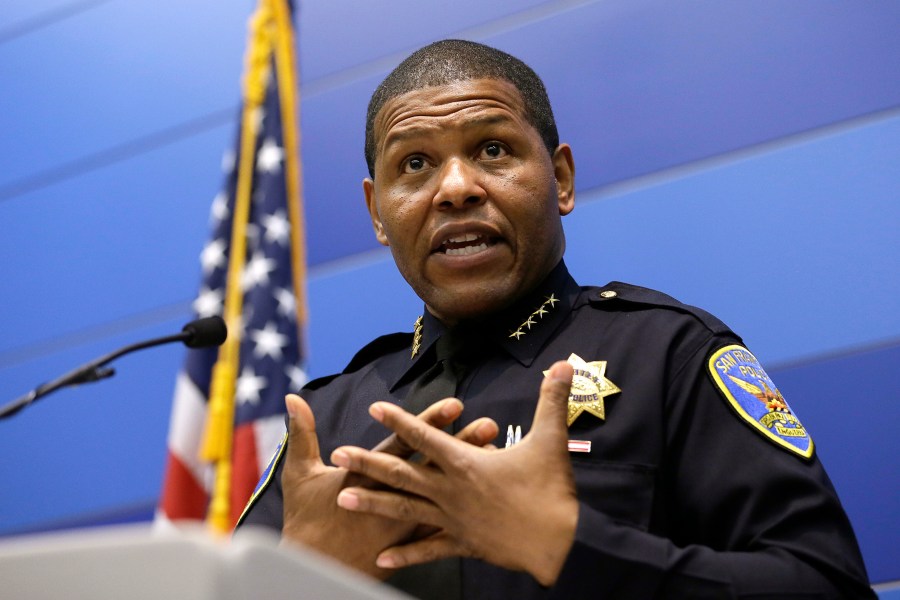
left=285, top=394, right=322, bottom=468
left=529, top=361, right=574, bottom=441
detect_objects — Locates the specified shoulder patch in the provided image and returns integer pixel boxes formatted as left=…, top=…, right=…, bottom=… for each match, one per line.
left=708, top=344, right=814, bottom=459
left=236, top=431, right=288, bottom=527
left=590, top=282, right=733, bottom=336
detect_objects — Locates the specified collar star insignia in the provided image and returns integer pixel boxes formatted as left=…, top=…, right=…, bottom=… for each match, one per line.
left=545, top=353, right=622, bottom=426
left=411, top=316, right=423, bottom=358
left=509, top=293, right=560, bottom=340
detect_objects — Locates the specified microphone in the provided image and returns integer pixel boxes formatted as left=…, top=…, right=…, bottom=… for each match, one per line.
left=181, top=315, right=228, bottom=348
left=0, top=316, right=227, bottom=420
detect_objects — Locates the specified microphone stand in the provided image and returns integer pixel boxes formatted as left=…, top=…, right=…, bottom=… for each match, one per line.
left=0, top=332, right=192, bottom=420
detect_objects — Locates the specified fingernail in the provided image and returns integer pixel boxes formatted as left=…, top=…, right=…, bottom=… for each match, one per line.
left=369, top=403, right=385, bottom=421
left=440, top=398, right=461, bottom=418
left=376, top=553, right=397, bottom=569
left=285, top=395, right=298, bottom=418
left=331, top=449, right=349, bottom=468
left=547, top=362, right=573, bottom=382
left=337, top=490, right=359, bottom=510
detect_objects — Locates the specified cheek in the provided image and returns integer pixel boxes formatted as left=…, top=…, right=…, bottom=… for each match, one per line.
left=379, top=199, right=427, bottom=253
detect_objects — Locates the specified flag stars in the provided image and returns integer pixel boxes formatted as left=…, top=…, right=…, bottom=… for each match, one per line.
left=262, top=210, right=290, bottom=246
left=243, top=250, right=275, bottom=290
left=274, top=287, right=296, bottom=319
left=210, top=192, right=229, bottom=225
left=285, top=364, right=307, bottom=391
left=200, top=238, right=227, bottom=273
left=256, top=137, right=284, bottom=173
left=250, top=322, right=289, bottom=360
left=192, top=286, right=223, bottom=317
left=236, top=366, right=267, bottom=406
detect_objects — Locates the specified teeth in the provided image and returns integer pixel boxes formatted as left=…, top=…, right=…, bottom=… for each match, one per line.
left=446, top=233, right=480, bottom=244
left=446, top=243, right=488, bottom=256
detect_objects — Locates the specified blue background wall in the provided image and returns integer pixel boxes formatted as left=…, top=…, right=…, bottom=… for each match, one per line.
left=1, top=0, right=897, bottom=587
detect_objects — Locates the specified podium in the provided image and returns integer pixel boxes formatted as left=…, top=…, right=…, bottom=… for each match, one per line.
left=0, top=525, right=411, bottom=599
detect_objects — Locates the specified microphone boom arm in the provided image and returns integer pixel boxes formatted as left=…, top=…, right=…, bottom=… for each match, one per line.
left=0, top=317, right=225, bottom=420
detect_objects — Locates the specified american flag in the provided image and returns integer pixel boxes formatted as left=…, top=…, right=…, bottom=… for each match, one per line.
left=157, top=0, right=305, bottom=530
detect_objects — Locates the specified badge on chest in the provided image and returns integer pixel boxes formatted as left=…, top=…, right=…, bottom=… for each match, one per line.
left=546, top=353, right=622, bottom=426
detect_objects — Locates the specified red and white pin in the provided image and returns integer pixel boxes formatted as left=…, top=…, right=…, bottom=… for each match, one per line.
left=567, top=439, right=591, bottom=453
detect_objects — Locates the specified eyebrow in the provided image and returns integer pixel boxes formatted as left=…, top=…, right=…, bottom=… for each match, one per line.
left=381, top=113, right=516, bottom=154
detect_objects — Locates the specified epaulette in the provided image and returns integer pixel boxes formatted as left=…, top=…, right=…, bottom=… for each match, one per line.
left=342, top=332, right=414, bottom=374
left=587, top=281, right=734, bottom=336
left=301, top=332, right=412, bottom=392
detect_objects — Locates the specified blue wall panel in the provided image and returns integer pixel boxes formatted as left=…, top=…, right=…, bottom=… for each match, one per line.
left=0, top=0, right=247, bottom=184
left=1, top=127, right=228, bottom=351
left=0, top=316, right=186, bottom=534
left=564, top=113, right=900, bottom=365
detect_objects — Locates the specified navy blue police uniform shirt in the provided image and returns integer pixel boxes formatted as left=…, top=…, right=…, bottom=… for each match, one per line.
left=237, top=261, right=874, bottom=599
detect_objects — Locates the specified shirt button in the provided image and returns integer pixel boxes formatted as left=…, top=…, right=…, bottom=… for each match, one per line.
left=600, top=290, right=617, bottom=299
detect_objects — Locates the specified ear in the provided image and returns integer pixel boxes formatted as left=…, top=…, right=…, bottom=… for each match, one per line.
left=363, top=178, right=390, bottom=246
left=552, top=144, right=575, bottom=216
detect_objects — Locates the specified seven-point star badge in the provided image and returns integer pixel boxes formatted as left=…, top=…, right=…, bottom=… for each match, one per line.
left=546, top=353, right=622, bottom=426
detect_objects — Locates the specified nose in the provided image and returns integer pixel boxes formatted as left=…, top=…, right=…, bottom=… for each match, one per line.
left=433, top=158, right=486, bottom=210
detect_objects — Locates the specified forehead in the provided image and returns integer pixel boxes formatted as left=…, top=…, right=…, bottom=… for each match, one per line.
left=372, top=78, right=531, bottom=153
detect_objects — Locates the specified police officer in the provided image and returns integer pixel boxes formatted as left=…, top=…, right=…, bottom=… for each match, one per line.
left=238, top=40, right=875, bottom=599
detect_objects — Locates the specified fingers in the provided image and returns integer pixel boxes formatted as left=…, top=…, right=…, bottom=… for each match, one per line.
left=375, top=533, right=468, bottom=569
left=455, top=417, right=499, bottom=448
left=285, top=394, right=322, bottom=468
left=371, top=398, right=463, bottom=457
left=368, top=402, right=461, bottom=469
left=332, top=447, right=430, bottom=497
left=530, top=361, right=574, bottom=440
left=336, top=486, right=443, bottom=527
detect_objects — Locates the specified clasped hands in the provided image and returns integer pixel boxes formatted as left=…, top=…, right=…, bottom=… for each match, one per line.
left=280, top=361, right=579, bottom=587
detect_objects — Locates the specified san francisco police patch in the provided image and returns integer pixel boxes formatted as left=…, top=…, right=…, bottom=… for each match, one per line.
left=708, top=344, right=814, bottom=459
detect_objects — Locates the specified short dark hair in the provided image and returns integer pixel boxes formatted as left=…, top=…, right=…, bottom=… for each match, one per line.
left=364, top=39, right=559, bottom=178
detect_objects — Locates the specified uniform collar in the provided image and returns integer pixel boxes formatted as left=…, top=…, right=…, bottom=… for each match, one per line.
left=389, top=261, right=580, bottom=391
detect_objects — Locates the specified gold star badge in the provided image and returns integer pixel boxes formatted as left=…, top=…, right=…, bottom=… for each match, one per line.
left=546, top=354, right=622, bottom=426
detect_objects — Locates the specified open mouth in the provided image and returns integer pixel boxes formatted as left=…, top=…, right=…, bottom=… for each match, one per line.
left=436, top=233, right=496, bottom=256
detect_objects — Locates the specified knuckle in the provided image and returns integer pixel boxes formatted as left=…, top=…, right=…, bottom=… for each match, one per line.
left=396, top=496, right=417, bottom=521
left=404, top=423, right=429, bottom=452
left=386, top=462, right=410, bottom=490
left=448, top=452, right=474, bottom=475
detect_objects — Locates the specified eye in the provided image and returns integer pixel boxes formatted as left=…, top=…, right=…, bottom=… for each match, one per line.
left=402, top=155, right=430, bottom=174
left=480, top=142, right=508, bottom=160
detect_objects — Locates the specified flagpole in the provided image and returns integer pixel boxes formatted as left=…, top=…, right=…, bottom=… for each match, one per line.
left=271, top=0, right=308, bottom=337
left=201, top=0, right=275, bottom=535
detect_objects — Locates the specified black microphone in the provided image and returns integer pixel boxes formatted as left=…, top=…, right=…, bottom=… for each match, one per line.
left=0, top=316, right=227, bottom=420
left=181, top=315, right=228, bottom=348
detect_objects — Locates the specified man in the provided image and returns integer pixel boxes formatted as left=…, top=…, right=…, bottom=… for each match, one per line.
left=238, top=40, right=875, bottom=598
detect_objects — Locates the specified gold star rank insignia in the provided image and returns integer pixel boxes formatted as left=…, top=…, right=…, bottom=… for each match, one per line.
left=546, top=353, right=622, bottom=426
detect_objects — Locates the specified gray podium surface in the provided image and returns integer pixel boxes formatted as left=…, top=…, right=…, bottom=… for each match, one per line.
left=0, top=524, right=412, bottom=599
